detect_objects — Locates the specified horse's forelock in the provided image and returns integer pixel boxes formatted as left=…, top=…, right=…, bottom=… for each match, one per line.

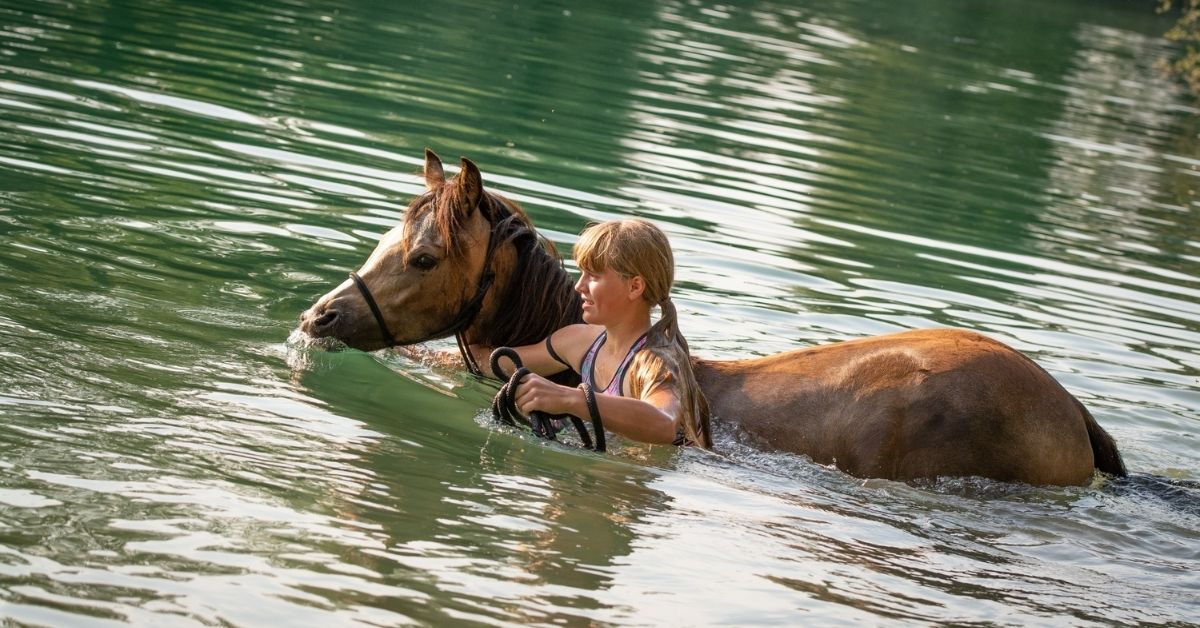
left=401, top=186, right=533, bottom=260
left=400, top=189, right=468, bottom=259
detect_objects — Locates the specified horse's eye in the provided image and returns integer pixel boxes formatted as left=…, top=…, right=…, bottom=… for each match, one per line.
left=409, top=254, right=438, bottom=271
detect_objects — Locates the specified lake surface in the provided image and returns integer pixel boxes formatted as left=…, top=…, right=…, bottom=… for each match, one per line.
left=1, top=0, right=1198, bottom=624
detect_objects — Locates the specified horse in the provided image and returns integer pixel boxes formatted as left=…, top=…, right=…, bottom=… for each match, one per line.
left=297, top=150, right=1127, bottom=486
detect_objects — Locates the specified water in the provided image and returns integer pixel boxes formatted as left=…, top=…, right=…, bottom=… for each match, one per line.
left=1, top=0, right=1198, bottom=624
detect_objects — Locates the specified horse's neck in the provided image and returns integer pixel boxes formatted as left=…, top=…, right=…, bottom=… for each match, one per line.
left=471, top=222, right=582, bottom=350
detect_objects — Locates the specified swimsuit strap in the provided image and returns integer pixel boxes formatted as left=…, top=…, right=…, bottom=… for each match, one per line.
left=607, top=334, right=648, bottom=395
left=579, top=331, right=607, bottom=391
left=582, top=331, right=649, bottom=396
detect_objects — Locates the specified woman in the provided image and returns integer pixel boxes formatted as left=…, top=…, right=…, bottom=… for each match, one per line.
left=477, top=219, right=712, bottom=448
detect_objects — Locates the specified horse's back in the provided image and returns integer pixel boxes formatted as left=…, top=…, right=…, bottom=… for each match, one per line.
left=694, top=328, right=1104, bottom=485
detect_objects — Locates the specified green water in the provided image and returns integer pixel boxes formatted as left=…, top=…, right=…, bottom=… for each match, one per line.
left=1, top=0, right=1198, bottom=624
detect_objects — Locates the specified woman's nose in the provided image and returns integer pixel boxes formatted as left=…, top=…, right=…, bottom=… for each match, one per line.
left=574, top=275, right=586, bottom=294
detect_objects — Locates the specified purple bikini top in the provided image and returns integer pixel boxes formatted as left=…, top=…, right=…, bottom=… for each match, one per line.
left=580, top=331, right=648, bottom=396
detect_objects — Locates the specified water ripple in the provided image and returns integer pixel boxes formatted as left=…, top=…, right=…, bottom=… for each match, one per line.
left=1, top=0, right=1197, bottom=624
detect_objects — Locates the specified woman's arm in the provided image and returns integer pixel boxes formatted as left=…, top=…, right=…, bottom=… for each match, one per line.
left=512, top=373, right=681, bottom=445
left=470, top=324, right=600, bottom=379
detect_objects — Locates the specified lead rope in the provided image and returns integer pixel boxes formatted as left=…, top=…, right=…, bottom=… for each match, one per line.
left=488, top=347, right=605, bottom=451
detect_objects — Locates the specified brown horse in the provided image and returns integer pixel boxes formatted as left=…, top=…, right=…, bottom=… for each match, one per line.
left=298, top=150, right=1126, bottom=486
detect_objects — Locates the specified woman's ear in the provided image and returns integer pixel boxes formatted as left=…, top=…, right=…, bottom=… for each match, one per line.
left=627, top=275, right=646, bottom=302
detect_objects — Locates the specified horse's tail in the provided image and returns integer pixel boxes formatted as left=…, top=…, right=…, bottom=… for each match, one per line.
left=1077, top=398, right=1127, bottom=477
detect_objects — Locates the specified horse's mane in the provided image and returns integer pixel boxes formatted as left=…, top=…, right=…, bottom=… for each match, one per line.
left=475, top=192, right=583, bottom=349
left=402, top=185, right=583, bottom=352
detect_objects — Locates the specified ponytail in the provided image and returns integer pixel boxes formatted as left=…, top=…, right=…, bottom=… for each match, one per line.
left=647, top=297, right=686, bottom=352
left=646, top=297, right=711, bottom=449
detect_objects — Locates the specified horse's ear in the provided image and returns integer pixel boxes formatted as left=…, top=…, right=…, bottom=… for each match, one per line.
left=424, top=148, right=445, bottom=190
left=456, top=157, right=483, bottom=213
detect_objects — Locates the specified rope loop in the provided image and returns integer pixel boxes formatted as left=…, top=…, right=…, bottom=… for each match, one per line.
left=488, top=347, right=604, bottom=451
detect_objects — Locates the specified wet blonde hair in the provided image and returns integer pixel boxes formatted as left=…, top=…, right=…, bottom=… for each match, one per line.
left=573, top=219, right=712, bottom=448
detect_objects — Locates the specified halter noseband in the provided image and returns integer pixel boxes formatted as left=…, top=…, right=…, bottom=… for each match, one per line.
left=348, top=216, right=499, bottom=376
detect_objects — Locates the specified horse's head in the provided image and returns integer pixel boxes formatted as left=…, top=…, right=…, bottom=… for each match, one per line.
left=298, top=149, right=503, bottom=352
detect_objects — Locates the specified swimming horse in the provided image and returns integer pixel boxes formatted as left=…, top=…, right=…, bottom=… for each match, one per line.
left=297, top=150, right=1126, bottom=486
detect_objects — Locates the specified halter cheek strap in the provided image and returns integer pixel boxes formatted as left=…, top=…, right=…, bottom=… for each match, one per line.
left=347, top=217, right=500, bottom=376
left=349, top=271, right=397, bottom=347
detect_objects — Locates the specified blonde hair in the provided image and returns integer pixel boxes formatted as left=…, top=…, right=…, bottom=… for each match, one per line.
left=573, top=219, right=712, bottom=448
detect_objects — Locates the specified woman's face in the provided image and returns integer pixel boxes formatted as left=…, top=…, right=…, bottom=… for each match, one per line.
left=574, top=267, right=635, bottom=325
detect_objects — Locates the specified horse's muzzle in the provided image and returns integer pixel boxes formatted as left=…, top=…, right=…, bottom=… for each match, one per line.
left=297, top=291, right=390, bottom=352
left=298, top=300, right=343, bottom=339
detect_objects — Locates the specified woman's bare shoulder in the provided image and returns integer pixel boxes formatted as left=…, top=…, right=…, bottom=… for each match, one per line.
left=553, top=324, right=604, bottom=348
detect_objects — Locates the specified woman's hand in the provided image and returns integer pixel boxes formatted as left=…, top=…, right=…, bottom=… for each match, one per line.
left=513, top=373, right=583, bottom=417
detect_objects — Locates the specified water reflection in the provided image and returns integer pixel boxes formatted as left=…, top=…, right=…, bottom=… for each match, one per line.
left=1, top=0, right=1198, bottom=624
left=282, top=345, right=685, bottom=623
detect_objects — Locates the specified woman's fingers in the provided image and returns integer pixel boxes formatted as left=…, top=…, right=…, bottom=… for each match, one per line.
left=513, top=374, right=540, bottom=414
left=515, top=374, right=560, bottom=415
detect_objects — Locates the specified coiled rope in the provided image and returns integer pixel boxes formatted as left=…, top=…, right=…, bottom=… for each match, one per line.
left=489, top=347, right=606, bottom=451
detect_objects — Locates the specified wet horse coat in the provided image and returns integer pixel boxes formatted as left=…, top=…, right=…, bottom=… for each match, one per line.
left=693, top=329, right=1112, bottom=484
left=298, top=150, right=1125, bottom=486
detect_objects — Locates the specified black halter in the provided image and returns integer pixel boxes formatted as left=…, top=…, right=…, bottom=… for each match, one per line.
left=348, top=218, right=499, bottom=376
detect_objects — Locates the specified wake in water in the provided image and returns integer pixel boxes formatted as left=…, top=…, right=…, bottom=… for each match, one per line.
left=287, top=328, right=348, bottom=352
left=283, top=328, right=353, bottom=372
left=1104, top=473, right=1200, bottom=517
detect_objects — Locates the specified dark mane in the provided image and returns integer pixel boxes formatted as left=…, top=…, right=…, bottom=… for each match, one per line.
left=476, top=192, right=583, bottom=349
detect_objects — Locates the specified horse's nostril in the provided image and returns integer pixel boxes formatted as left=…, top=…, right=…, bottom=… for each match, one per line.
left=314, top=310, right=338, bottom=329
